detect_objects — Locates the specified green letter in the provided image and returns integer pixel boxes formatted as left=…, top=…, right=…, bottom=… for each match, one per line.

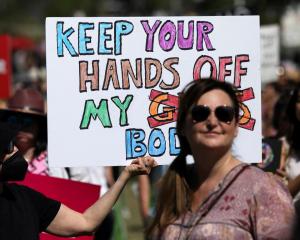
left=80, top=99, right=112, bottom=129
left=111, top=95, right=133, bottom=126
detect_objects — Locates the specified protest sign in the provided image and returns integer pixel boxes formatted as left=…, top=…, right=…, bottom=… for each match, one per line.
left=259, top=137, right=282, bottom=172
left=46, top=16, right=261, bottom=166
left=260, top=25, right=280, bottom=84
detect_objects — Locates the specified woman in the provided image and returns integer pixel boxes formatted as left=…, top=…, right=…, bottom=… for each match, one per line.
left=0, top=121, right=157, bottom=239
left=279, top=83, right=300, bottom=200
left=148, top=79, right=295, bottom=240
left=0, top=87, right=70, bottom=177
left=0, top=87, right=120, bottom=239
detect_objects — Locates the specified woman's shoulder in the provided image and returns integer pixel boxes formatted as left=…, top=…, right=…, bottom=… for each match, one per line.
left=241, top=164, right=292, bottom=197
left=230, top=163, right=268, bottom=181
left=242, top=164, right=281, bottom=182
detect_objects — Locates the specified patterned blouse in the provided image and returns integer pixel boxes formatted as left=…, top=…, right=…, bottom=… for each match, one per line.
left=28, top=151, right=49, bottom=176
left=153, top=164, right=295, bottom=240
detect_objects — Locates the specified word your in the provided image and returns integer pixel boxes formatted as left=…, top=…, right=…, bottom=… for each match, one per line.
left=125, top=127, right=180, bottom=159
left=141, top=20, right=215, bottom=52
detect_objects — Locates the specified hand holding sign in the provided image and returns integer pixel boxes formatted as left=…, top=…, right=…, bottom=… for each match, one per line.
left=124, top=156, right=157, bottom=177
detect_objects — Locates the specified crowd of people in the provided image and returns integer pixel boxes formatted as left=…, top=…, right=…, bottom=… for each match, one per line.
left=0, top=46, right=300, bottom=240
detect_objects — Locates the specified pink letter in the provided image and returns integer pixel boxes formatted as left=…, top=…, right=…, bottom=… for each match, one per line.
left=234, top=55, right=249, bottom=88
left=193, top=55, right=217, bottom=80
left=218, top=56, right=233, bottom=82
left=141, top=20, right=161, bottom=52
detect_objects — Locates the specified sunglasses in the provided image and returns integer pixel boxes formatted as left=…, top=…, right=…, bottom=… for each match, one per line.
left=6, top=115, right=34, bottom=128
left=191, top=105, right=235, bottom=123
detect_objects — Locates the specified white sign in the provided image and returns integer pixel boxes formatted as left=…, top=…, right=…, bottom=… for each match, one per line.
left=46, top=16, right=261, bottom=167
left=260, top=25, right=280, bottom=84
left=281, top=5, right=300, bottom=48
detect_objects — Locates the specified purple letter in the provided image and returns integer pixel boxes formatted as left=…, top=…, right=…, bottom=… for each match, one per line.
left=141, top=20, right=161, bottom=52
left=159, top=21, right=176, bottom=51
left=197, top=21, right=215, bottom=51
left=178, top=20, right=194, bottom=50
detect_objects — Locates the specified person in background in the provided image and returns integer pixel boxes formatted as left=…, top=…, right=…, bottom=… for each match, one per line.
left=261, top=81, right=282, bottom=137
left=138, top=166, right=168, bottom=232
left=68, top=166, right=116, bottom=240
left=147, top=78, right=295, bottom=239
left=272, top=83, right=296, bottom=140
left=0, top=121, right=157, bottom=239
left=0, top=87, right=68, bottom=177
left=277, top=83, right=300, bottom=200
left=0, top=87, right=120, bottom=239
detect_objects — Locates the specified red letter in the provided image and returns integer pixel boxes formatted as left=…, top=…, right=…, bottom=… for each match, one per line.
left=193, top=55, right=217, bottom=80
left=218, top=56, right=233, bottom=82
left=234, top=55, right=249, bottom=88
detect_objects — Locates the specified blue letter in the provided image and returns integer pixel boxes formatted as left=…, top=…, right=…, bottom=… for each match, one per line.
left=56, top=22, right=78, bottom=57
left=125, top=129, right=147, bottom=159
left=148, top=129, right=166, bottom=156
left=98, top=22, right=113, bottom=54
left=115, top=21, right=134, bottom=55
left=169, top=127, right=180, bottom=155
left=79, top=22, right=94, bottom=55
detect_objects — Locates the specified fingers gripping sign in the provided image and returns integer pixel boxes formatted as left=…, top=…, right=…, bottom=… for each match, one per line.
left=125, top=156, right=157, bottom=177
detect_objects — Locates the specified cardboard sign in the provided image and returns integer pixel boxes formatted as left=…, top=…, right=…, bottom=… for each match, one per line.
left=46, top=16, right=261, bottom=166
left=260, top=25, right=280, bottom=84
left=17, top=173, right=100, bottom=240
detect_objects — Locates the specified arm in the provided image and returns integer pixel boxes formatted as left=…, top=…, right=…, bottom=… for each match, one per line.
left=288, top=174, right=300, bottom=197
left=46, top=157, right=156, bottom=237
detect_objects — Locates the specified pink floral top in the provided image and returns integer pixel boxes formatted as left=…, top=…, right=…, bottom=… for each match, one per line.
left=154, top=164, right=295, bottom=240
left=28, top=151, right=49, bottom=176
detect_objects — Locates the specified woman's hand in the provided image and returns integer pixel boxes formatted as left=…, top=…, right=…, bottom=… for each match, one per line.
left=124, top=156, right=157, bottom=177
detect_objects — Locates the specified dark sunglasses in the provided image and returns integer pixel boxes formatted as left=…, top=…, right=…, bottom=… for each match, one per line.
left=6, top=115, right=34, bottom=127
left=191, top=105, right=235, bottom=123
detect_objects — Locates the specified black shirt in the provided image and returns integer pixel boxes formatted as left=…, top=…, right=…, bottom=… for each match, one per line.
left=0, top=183, right=61, bottom=240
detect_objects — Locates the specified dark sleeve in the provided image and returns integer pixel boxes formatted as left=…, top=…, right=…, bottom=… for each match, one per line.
left=18, top=185, right=61, bottom=231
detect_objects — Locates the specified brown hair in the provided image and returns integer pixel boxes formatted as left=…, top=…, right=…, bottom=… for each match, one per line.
left=286, top=83, right=300, bottom=151
left=147, top=78, right=239, bottom=237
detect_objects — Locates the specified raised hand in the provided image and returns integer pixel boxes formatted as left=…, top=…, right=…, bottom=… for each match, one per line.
left=124, top=156, right=157, bottom=177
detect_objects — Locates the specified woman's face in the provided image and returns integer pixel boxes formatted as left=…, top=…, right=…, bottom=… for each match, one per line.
left=183, top=89, right=238, bottom=151
left=14, top=121, right=39, bottom=151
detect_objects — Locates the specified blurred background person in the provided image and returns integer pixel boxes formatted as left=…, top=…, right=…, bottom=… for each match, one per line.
left=138, top=166, right=168, bottom=234
left=0, top=86, right=119, bottom=240
left=261, top=81, right=282, bottom=137
left=0, top=121, right=157, bottom=239
left=277, top=83, right=300, bottom=200
left=68, top=166, right=116, bottom=240
left=0, top=87, right=69, bottom=177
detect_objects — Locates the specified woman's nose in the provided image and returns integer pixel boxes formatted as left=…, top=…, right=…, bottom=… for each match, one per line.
left=206, top=112, right=218, bottom=129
